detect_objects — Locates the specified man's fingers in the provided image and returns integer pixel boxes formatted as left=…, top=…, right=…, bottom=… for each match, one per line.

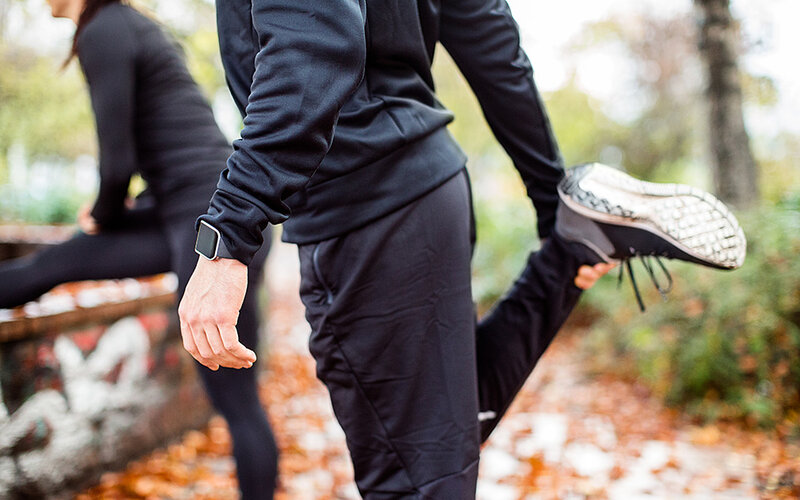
left=182, top=317, right=246, bottom=370
left=205, top=322, right=253, bottom=369
left=188, top=322, right=220, bottom=371
left=180, top=319, right=199, bottom=357
left=595, top=262, right=617, bottom=274
left=578, top=266, right=600, bottom=280
left=574, top=262, right=617, bottom=290
left=191, top=323, right=215, bottom=359
left=220, top=324, right=257, bottom=364
left=575, top=266, right=600, bottom=288
left=574, top=276, right=591, bottom=290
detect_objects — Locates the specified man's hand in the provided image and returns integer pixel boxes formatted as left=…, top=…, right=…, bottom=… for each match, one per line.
left=77, top=203, right=99, bottom=235
left=574, top=262, right=616, bottom=290
left=178, top=257, right=256, bottom=370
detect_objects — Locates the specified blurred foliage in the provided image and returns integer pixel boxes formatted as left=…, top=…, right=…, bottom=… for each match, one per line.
left=579, top=199, right=800, bottom=431
left=0, top=43, right=95, bottom=178
left=742, top=72, right=779, bottom=108
left=565, top=14, right=705, bottom=183
left=545, top=78, right=628, bottom=168
left=756, top=132, right=800, bottom=205
left=0, top=182, right=84, bottom=223
left=470, top=190, right=537, bottom=310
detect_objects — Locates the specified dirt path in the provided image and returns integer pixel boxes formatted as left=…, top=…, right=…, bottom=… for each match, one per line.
left=80, top=241, right=797, bottom=499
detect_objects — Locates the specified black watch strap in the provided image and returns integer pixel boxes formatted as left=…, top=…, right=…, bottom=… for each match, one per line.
left=215, top=233, right=234, bottom=259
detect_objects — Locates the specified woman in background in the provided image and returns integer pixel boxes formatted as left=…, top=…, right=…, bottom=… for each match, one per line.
left=0, top=0, right=278, bottom=497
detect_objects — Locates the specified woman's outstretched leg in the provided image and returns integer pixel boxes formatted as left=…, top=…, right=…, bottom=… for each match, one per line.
left=0, top=214, right=171, bottom=308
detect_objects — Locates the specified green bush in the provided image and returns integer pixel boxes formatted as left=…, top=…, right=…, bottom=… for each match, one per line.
left=470, top=175, right=539, bottom=309
left=579, top=199, right=800, bottom=429
left=0, top=184, right=83, bottom=224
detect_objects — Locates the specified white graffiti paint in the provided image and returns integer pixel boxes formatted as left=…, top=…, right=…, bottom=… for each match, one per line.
left=56, top=317, right=151, bottom=417
left=0, top=316, right=158, bottom=496
left=0, top=367, right=6, bottom=421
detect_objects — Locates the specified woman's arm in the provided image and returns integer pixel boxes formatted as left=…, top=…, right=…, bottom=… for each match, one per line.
left=77, top=7, right=138, bottom=228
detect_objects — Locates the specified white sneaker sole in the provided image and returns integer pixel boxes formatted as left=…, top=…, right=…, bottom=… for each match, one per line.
left=559, top=163, right=746, bottom=269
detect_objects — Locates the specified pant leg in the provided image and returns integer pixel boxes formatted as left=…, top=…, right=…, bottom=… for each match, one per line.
left=165, top=215, right=278, bottom=500
left=475, top=235, right=587, bottom=442
left=299, top=171, right=480, bottom=500
left=0, top=211, right=171, bottom=308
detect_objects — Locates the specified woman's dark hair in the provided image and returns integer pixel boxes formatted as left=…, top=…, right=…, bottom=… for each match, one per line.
left=65, top=0, right=122, bottom=65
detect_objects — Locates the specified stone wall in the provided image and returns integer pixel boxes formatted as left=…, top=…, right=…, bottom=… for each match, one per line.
left=0, top=224, right=74, bottom=261
left=0, top=230, right=213, bottom=499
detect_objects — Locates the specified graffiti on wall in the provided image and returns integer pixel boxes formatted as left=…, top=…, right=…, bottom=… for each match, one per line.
left=0, top=311, right=209, bottom=498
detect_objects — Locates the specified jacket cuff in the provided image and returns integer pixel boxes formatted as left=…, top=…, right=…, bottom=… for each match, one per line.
left=197, top=196, right=271, bottom=267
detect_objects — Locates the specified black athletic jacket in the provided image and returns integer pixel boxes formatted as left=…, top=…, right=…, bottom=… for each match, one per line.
left=78, top=4, right=230, bottom=225
left=202, top=0, right=565, bottom=265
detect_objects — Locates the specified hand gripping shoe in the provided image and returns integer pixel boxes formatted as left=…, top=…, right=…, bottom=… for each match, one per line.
left=555, top=163, right=746, bottom=310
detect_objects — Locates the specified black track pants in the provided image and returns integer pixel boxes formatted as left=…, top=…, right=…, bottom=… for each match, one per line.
left=0, top=208, right=278, bottom=500
left=298, top=170, right=584, bottom=499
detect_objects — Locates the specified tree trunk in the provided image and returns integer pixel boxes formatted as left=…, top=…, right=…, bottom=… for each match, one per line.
left=695, top=0, right=759, bottom=208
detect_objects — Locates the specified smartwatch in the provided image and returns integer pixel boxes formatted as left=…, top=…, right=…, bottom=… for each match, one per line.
left=195, top=221, right=234, bottom=260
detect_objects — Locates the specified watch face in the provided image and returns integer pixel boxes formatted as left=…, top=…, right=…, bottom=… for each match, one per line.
left=195, top=222, right=219, bottom=259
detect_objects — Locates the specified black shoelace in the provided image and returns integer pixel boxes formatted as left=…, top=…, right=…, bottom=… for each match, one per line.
left=617, top=255, right=674, bottom=312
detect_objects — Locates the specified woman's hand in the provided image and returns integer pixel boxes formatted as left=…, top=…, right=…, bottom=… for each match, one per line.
left=77, top=203, right=99, bottom=235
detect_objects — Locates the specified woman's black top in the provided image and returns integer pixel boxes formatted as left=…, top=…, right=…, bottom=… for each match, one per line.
left=77, top=3, right=230, bottom=225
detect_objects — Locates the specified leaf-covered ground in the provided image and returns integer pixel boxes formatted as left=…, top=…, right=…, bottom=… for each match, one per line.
left=79, top=242, right=799, bottom=499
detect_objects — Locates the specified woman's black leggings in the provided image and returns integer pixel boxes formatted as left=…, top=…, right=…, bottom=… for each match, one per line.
left=0, top=207, right=278, bottom=500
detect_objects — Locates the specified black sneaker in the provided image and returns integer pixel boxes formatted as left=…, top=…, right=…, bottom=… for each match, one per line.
left=555, top=163, right=746, bottom=309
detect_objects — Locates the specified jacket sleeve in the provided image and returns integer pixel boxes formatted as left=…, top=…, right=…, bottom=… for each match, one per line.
left=439, top=0, right=565, bottom=239
left=199, top=0, right=367, bottom=265
left=78, top=10, right=138, bottom=228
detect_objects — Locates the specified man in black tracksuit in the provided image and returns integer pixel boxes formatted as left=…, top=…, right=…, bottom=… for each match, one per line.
left=180, top=0, right=611, bottom=497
